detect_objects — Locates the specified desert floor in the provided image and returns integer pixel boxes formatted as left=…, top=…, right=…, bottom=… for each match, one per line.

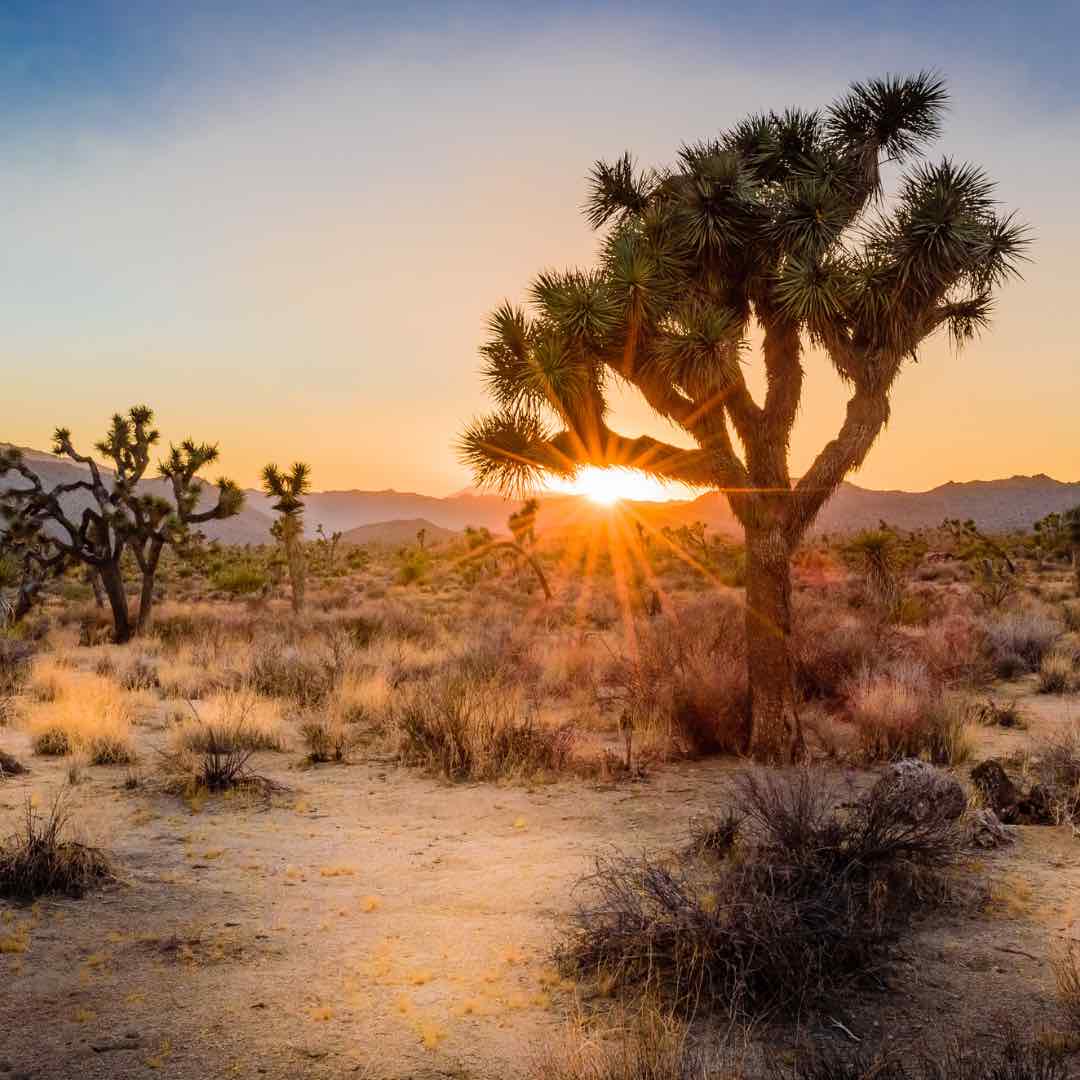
left=2, top=677, right=1079, bottom=1079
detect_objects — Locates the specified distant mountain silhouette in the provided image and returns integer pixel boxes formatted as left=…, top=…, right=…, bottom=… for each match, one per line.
left=339, top=518, right=457, bottom=547
left=4, top=443, right=1078, bottom=545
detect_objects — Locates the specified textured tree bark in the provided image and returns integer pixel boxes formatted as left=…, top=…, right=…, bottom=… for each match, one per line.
left=99, top=561, right=132, bottom=644
left=135, top=540, right=166, bottom=635
left=86, top=569, right=105, bottom=610
left=744, top=525, right=803, bottom=764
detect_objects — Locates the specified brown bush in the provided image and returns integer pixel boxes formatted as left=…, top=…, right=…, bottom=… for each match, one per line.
left=558, top=768, right=959, bottom=1019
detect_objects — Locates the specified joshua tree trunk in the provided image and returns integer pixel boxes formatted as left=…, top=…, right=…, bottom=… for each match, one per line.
left=99, top=561, right=132, bottom=643
left=13, top=580, right=41, bottom=623
left=86, top=568, right=105, bottom=609
left=284, top=521, right=306, bottom=614
left=135, top=539, right=165, bottom=635
left=744, top=524, right=803, bottom=763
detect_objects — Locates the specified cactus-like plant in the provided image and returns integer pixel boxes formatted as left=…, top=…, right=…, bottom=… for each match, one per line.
left=261, top=462, right=311, bottom=614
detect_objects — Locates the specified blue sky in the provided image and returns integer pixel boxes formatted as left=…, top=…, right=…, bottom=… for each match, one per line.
left=2, top=1, right=1078, bottom=493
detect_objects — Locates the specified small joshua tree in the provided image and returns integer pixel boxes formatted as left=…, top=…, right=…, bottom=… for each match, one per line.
left=0, top=516, right=67, bottom=623
left=461, top=500, right=551, bottom=600
left=262, top=462, right=311, bottom=614
left=0, top=407, right=243, bottom=641
left=460, top=74, right=1027, bottom=761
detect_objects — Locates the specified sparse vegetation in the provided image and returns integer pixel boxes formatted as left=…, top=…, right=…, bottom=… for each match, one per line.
left=559, top=768, right=960, bottom=1018
left=0, top=796, right=114, bottom=900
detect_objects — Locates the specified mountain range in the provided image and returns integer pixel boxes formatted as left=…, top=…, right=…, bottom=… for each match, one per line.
left=2, top=443, right=1078, bottom=546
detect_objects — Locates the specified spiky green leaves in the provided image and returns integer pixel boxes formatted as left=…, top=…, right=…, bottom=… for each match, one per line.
left=480, top=302, right=593, bottom=419
left=261, top=462, right=312, bottom=517
left=827, top=71, right=948, bottom=162
left=585, top=153, right=657, bottom=229
left=458, top=411, right=568, bottom=496
left=655, top=303, right=745, bottom=394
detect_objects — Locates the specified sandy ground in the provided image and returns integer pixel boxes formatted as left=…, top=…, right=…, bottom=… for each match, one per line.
left=2, top=681, right=1080, bottom=1079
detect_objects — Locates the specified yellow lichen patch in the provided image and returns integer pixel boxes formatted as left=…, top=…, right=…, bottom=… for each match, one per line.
left=361, top=896, right=381, bottom=913
left=72, top=1007, right=96, bottom=1023
left=319, top=866, right=356, bottom=877
left=408, top=969, right=434, bottom=986
left=309, top=1006, right=334, bottom=1022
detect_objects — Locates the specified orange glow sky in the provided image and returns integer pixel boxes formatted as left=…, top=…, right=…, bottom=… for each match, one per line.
left=3, top=7, right=1077, bottom=497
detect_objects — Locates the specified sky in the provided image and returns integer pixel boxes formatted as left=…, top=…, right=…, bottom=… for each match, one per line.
left=2, top=1, right=1078, bottom=496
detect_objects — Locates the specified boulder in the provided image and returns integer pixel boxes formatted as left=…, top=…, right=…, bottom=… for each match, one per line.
left=971, top=758, right=1055, bottom=825
left=872, top=758, right=967, bottom=822
left=0, top=750, right=27, bottom=778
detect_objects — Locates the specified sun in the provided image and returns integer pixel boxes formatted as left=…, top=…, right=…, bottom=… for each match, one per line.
left=545, top=466, right=697, bottom=505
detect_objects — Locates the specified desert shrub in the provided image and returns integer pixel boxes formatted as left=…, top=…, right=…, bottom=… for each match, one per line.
left=32, top=726, right=72, bottom=756
left=117, top=652, right=160, bottom=692
left=246, top=642, right=338, bottom=707
left=211, top=561, right=268, bottom=597
left=535, top=1011, right=718, bottom=1080
left=1038, top=651, right=1077, bottom=694
left=397, top=550, right=431, bottom=586
left=0, top=796, right=114, bottom=900
left=394, top=675, right=574, bottom=781
left=86, top=732, right=138, bottom=765
left=982, top=609, right=1062, bottom=676
left=972, top=698, right=1027, bottom=729
left=558, top=768, right=959, bottom=1018
left=846, top=663, right=972, bottom=765
left=793, top=596, right=881, bottom=700
left=1027, top=722, right=1080, bottom=825
left=171, top=693, right=285, bottom=754
left=605, top=597, right=747, bottom=757
left=298, top=714, right=358, bottom=763
left=917, top=612, right=988, bottom=683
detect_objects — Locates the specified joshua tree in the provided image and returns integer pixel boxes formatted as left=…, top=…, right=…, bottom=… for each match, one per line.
left=1068, top=507, right=1080, bottom=593
left=0, top=408, right=242, bottom=641
left=460, top=73, right=1027, bottom=761
left=508, top=497, right=540, bottom=547
left=262, top=462, right=311, bottom=614
left=460, top=504, right=552, bottom=600
left=846, top=528, right=901, bottom=618
left=315, top=524, right=343, bottom=574
left=0, top=516, right=67, bottom=623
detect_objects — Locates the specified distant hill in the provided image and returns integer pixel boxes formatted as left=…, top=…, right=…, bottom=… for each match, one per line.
left=4, top=443, right=1078, bottom=544
left=340, top=518, right=457, bottom=547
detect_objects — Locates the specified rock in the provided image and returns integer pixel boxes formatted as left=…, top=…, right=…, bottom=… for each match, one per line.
left=971, top=759, right=1020, bottom=818
left=872, top=759, right=967, bottom=822
left=966, top=808, right=1014, bottom=848
left=971, top=759, right=1055, bottom=825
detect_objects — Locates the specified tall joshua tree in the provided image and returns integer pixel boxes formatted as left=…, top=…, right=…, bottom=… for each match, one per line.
left=262, top=462, right=311, bottom=614
left=460, top=73, right=1027, bottom=762
left=0, top=407, right=243, bottom=641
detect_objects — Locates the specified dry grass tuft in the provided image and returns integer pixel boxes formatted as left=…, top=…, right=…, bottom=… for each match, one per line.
left=1052, top=940, right=1080, bottom=1031
left=847, top=663, right=974, bottom=765
left=394, top=675, right=575, bottom=781
left=0, top=795, right=114, bottom=900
